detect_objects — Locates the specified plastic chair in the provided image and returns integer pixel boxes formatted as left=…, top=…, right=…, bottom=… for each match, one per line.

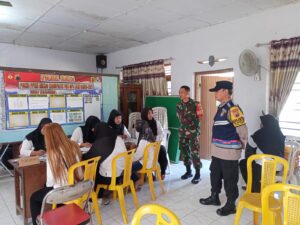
left=152, top=107, right=168, bottom=130
left=285, top=141, right=300, bottom=185
left=68, top=156, right=102, bottom=225
left=234, top=154, right=289, bottom=225
left=37, top=180, right=93, bottom=225
left=153, top=107, right=172, bottom=174
left=138, top=142, right=165, bottom=201
left=262, top=183, right=300, bottom=225
left=131, top=204, right=181, bottom=225
left=95, top=149, right=139, bottom=224
left=128, top=112, right=141, bottom=139
left=164, top=129, right=172, bottom=175
left=0, top=144, right=13, bottom=177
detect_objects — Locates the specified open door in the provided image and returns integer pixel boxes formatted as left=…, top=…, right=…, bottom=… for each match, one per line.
left=195, top=69, right=233, bottom=159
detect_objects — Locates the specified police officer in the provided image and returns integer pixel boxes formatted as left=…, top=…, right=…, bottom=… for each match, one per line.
left=199, top=81, right=248, bottom=216
left=176, top=85, right=202, bottom=184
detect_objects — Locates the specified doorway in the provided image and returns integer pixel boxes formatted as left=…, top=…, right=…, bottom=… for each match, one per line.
left=195, top=69, right=234, bottom=159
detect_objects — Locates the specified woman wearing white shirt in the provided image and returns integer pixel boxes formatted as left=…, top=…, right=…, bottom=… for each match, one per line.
left=107, top=109, right=131, bottom=140
left=132, top=107, right=168, bottom=189
left=83, top=122, right=127, bottom=199
left=71, top=115, right=100, bottom=148
left=20, top=118, right=52, bottom=156
left=30, top=123, right=82, bottom=225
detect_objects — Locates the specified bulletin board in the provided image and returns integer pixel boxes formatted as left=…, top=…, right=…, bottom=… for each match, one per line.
left=2, top=70, right=102, bottom=130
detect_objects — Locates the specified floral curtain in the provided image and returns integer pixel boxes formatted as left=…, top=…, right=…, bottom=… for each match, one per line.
left=269, top=37, right=300, bottom=117
left=122, top=59, right=167, bottom=98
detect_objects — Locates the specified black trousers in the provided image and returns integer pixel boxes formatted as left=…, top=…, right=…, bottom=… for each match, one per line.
left=210, top=156, right=239, bottom=201
left=95, top=174, right=123, bottom=198
left=30, top=187, right=53, bottom=225
left=158, top=145, right=168, bottom=175
left=239, top=159, right=262, bottom=193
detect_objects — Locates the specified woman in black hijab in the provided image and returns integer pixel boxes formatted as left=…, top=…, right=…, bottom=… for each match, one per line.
left=239, top=114, right=285, bottom=192
left=71, top=116, right=100, bottom=147
left=20, top=118, right=52, bottom=156
left=107, top=109, right=131, bottom=139
left=135, top=107, right=168, bottom=180
left=83, top=122, right=127, bottom=199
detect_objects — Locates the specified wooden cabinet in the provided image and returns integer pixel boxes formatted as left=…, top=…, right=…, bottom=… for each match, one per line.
left=120, top=84, right=143, bottom=126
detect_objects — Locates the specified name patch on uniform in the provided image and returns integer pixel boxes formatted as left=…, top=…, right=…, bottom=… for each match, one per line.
left=228, top=106, right=245, bottom=127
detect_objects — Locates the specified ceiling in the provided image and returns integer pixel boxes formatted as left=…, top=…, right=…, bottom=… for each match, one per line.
left=0, top=0, right=298, bottom=54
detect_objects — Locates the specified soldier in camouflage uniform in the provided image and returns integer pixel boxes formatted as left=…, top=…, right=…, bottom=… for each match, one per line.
left=176, top=85, right=202, bottom=184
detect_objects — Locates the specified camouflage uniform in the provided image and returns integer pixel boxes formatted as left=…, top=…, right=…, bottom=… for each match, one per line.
left=176, top=98, right=202, bottom=170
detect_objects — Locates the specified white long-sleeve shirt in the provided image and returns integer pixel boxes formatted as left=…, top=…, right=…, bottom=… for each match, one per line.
left=99, top=137, right=127, bottom=177
left=71, top=127, right=83, bottom=144
left=123, top=126, right=131, bottom=139
left=20, top=139, right=34, bottom=156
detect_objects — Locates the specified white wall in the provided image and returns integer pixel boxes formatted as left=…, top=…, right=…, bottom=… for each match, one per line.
left=106, top=2, right=300, bottom=134
left=0, top=43, right=97, bottom=73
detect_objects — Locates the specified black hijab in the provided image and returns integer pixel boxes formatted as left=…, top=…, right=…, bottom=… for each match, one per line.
left=80, top=116, right=100, bottom=143
left=251, top=114, right=285, bottom=157
left=141, top=107, right=157, bottom=136
left=26, top=118, right=52, bottom=150
left=83, top=122, right=118, bottom=164
left=107, top=109, right=125, bottom=135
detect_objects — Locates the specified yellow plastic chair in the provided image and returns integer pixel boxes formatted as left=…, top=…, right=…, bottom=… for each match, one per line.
left=68, top=156, right=102, bottom=225
left=138, top=141, right=165, bottom=201
left=262, top=183, right=300, bottom=225
left=234, top=154, right=289, bottom=225
left=95, top=149, right=139, bottom=224
left=131, top=204, right=181, bottom=225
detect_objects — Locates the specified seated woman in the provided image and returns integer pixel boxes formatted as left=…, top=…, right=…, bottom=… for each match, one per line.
left=71, top=115, right=100, bottom=148
left=239, top=114, right=285, bottom=193
left=107, top=109, right=131, bottom=140
left=20, top=118, right=52, bottom=156
left=30, top=123, right=82, bottom=225
left=131, top=107, right=168, bottom=189
left=83, top=122, right=127, bottom=199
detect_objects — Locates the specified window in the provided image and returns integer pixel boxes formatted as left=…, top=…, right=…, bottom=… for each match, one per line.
left=279, top=72, right=300, bottom=137
left=164, top=64, right=171, bottom=95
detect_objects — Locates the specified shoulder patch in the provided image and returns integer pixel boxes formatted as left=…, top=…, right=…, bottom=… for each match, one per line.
left=228, top=106, right=246, bottom=127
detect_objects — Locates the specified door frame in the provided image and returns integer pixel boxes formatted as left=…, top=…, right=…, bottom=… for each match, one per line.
left=194, top=68, right=234, bottom=159
left=194, top=68, right=233, bottom=96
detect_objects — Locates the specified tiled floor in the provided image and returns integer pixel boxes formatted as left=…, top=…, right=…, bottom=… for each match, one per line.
left=0, top=160, right=254, bottom=225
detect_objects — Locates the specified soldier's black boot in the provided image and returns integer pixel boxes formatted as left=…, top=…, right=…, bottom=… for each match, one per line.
left=199, top=193, right=221, bottom=206
left=216, top=200, right=236, bottom=216
left=181, top=165, right=193, bottom=180
left=191, top=169, right=200, bottom=184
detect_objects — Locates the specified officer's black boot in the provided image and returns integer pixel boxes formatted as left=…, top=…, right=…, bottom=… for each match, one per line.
left=191, top=168, right=200, bottom=184
left=216, top=200, right=236, bottom=216
left=181, top=165, right=193, bottom=180
left=199, top=193, right=221, bottom=206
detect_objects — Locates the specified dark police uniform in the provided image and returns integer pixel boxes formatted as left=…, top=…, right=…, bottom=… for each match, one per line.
left=200, top=80, right=248, bottom=216
left=210, top=100, right=246, bottom=202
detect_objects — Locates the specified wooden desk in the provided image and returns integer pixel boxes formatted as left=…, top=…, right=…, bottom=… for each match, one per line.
left=9, top=160, right=46, bottom=225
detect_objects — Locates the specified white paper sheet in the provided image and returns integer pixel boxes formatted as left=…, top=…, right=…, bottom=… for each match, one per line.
left=28, top=95, right=49, bottom=109
left=7, top=94, right=28, bottom=110
left=66, top=95, right=83, bottom=108
left=50, top=110, right=66, bottom=124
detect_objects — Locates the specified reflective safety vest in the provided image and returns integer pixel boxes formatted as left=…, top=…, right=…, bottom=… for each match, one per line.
left=212, top=100, right=245, bottom=149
